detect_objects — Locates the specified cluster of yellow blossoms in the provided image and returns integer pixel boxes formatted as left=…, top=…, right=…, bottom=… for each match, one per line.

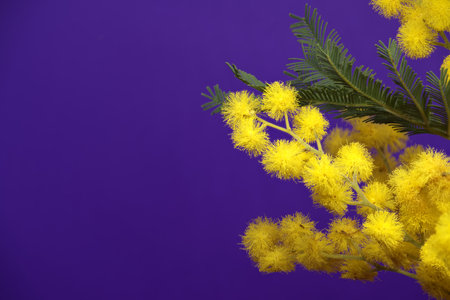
left=222, top=81, right=450, bottom=299
left=370, top=0, right=450, bottom=64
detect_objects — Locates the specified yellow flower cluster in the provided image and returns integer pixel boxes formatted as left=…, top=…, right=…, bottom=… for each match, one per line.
left=389, top=149, right=450, bottom=238
left=371, top=0, right=450, bottom=60
left=262, top=140, right=313, bottom=180
left=323, top=117, right=408, bottom=182
left=222, top=81, right=450, bottom=298
left=417, top=212, right=450, bottom=299
left=261, top=81, right=299, bottom=121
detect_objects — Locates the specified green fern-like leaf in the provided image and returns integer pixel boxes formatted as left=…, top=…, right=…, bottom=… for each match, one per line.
left=426, top=69, right=450, bottom=135
left=226, top=62, right=266, bottom=92
left=286, top=4, right=448, bottom=137
left=201, top=85, right=228, bottom=115
left=375, top=39, right=429, bottom=124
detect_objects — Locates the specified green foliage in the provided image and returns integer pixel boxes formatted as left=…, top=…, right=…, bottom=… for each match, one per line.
left=287, top=4, right=449, bottom=138
left=201, top=4, right=450, bottom=139
left=201, top=85, right=228, bottom=115
left=225, top=62, right=266, bottom=92
left=426, top=69, right=450, bottom=135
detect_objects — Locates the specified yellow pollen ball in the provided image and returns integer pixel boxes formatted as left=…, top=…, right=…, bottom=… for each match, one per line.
left=347, top=117, right=408, bottom=153
left=420, top=212, right=450, bottom=278
left=303, top=155, right=351, bottom=215
left=357, top=181, right=395, bottom=216
left=362, top=211, right=404, bottom=249
left=397, top=7, right=437, bottom=59
left=327, top=218, right=366, bottom=254
left=292, top=105, right=329, bottom=143
left=258, top=246, right=296, bottom=273
left=422, top=0, right=450, bottom=32
left=442, top=55, right=450, bottom=83
left=323, top=127, right=352, bottom=157
left=241, top=217, right=280, bottom=260
left=221, top=90, right=260, bottom=128
left=370, top=0, right=404, bottom=18
left=261, top=81, right=299, bottom=121
left=231, top=119, right=270, bottom=157
left=340, top=260, right=378, bottom=281
left=334, top=142, right=374, bottom=182
left=279, top=212, right=316, bottom=246
left=261, top=140, right=313, bottom=180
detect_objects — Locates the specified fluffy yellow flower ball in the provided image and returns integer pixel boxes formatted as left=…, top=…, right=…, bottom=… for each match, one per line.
left=371, top=150, right=398, bottom=182
left=323, top=127, right=351, bottom=157
left=420, top=212, right=450, bottom=277
left=279, top=212, right=316, bottom=246
left=397, top=7, right=437, bottom=59
left=399, top=145, right=425, bottom=165
left=347, top=117, right=408, bottom=153
left=362, top=211, right=404, bottom=249
left=303, top=155, right=352, bottom=214
left=293, top=231, right=337, bottom=272
left=357, top=181, right=395, bottom=216
left=422, top=0, right=450, bottom=32
left=340, top=260, right=377, bottom=281
left=221, top=90, right=260, bottom=128
left=231, top=119, right=270, bottom=157
left=257, top=245, right=296, bottom=273
left=241, top=217, right=280, bottom=259
left=370, top=0, right=405, bottom=18
left=302, top=154, right=343, bottom=189
left=292, top=105, right=329, bottom=143
left=261, top=81, right=299, bottom=121
left=327, top=218, right=366, bottom=254
left=442, top=55, right=450, bottom=77
left=334, top=142, right=374, bottom=182
left=261, top=140, right=313, bottom=180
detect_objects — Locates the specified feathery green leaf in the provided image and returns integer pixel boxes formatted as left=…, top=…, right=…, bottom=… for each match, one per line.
left=201, top=85, right=228, bottom=115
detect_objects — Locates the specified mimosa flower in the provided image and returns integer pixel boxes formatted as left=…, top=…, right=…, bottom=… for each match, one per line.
left=292, top=105, right=329, bottom=143
left=261, top=81, right=299, bottom=121
left=222, top=90, right=260, bottom=128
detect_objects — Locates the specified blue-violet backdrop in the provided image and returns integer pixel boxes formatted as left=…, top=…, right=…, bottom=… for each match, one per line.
left=0, top=0, right=448, bottom=299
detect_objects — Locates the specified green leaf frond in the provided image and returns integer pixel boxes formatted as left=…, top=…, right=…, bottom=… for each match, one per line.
left=226, top=62, right=266, bottom=92
left=426, top=69, right=450, bottom=135
left=286, top=4, right=449, bottom=138
left=375, top=39, right=429, bottom=124
left=201, top=85, right=228, bottom=115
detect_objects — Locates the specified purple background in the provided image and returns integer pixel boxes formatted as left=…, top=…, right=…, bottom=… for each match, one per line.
left=0, top=0, right=448, bottom=299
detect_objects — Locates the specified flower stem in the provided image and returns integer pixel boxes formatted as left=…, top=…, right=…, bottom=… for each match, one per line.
left=284, top=112, right=291, bottom=131
left=256, top=116, right=321, bottom=156
left=377, top=147, right=392, bottom=173
left=346, top=175, right=380, bottom=211
left=371, top=262, right=418, bottom=280
left=404, top=232, right=422, bottom=248
left=315, top=133, right=324, bottom=156
left=322, top=253, right=364, bottom=260
left=323, top=253, right=418, bottom=280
